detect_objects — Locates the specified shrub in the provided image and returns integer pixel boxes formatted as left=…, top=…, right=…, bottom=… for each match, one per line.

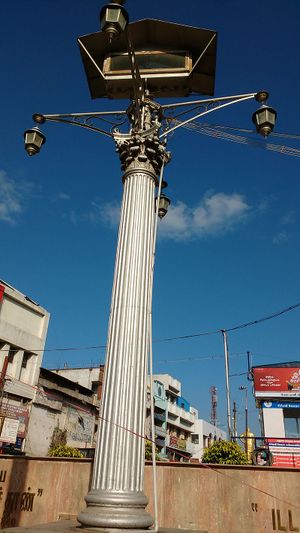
left=48, top=445, right=84, bottom=458
left=201, top=440, right=248, bottom=465
left=145, top=440, right=159, bottom=461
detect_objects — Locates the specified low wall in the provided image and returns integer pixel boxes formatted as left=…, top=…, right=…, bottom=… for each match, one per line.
left=0, top=457, right=299, bottom=532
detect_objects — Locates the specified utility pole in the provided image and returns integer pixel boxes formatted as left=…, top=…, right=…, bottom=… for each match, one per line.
left=221, top=330, right=232, bottom=439
left=233, top=401, right=237, bottom=438
left=239, top=386, right=249, bottom=457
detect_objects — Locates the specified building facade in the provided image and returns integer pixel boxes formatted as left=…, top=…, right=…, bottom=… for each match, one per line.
left=52, top=366, right=105, bottom=399
left=189, top=418, right=226, bottom=460
left=253, top=361, right=300, bottom=467
left=0, top=280, right=50, bottom=453
left=26, top=368, right=99, bottom=456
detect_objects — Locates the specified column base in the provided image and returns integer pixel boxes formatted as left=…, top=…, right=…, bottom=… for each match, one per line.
left=77, top=490, right=153, bottom=530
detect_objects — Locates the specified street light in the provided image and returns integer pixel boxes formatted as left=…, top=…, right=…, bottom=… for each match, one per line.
left=252, top=90, right=277, bottom=137
left=100, top=1, right=129, bottom=43
left=156, top=181, right=171, bottom=219
left=23, top=126, right=46, bottom=156
left=24, top=3, right=277, bottom=531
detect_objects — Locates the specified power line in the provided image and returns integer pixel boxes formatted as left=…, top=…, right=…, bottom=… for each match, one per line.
left=179, top=120, right=300, bottom=157
left=156, top=301, right=300, bottom=343
left=158, top=352, right=247, bottom=364
left=2, top=301, right=300, bottom=354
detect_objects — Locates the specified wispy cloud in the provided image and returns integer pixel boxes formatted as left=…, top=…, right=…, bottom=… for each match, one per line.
left=273, top=231, right=288, bottom=245
left=88, top=200, right=121, bottom=227
left=280, top=210, right=296, bottom=226
left=0, top=170, right=32, bottom=224
left=158, top=191, right=251, bottom=241
left=57, top=192, right=71, bottom=201
left=88, top=191, right=251, bottom=242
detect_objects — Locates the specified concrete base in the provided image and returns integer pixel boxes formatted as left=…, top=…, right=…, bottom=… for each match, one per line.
left=1, top=520, right=208, bottom=533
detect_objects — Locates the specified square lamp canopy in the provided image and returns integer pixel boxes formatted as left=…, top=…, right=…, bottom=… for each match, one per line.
left=78, top=18, right=217, bottom=99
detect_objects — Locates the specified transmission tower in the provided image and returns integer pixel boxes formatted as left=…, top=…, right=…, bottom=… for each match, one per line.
left=210, top=386, right=218, bottom=426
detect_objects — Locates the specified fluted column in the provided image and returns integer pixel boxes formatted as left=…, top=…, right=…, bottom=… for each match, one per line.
left=78, top=160, right=156, bottom=531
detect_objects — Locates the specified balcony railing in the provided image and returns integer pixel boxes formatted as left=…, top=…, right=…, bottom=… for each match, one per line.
left=155, top=425, right=167, bottom=437
left=167, top=402, right=195, bottom=426
left=154, top=411, right=166, bottom=422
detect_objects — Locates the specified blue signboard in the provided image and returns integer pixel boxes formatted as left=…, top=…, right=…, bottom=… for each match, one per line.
left=263, top=401, right=300, bottom=409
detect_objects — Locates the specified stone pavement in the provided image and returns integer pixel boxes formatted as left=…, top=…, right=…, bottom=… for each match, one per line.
left=1, top=519, right=208, bottom=533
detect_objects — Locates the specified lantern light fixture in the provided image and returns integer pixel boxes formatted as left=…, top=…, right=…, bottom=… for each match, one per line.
left=156, top=181, right=171, bottom=219
left=252, top=90, right=277, bottom=138
left=24, top=126, right=46, bottom=156
left=99, top=1, right=129, bottom=43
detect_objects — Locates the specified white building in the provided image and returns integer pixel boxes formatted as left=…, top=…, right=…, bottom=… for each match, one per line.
left=52, top=366, right=105, bottom=398
left=0, top=280, right=50, bottom=452
left=189, top=419, right=226, bottom=460
left=153, top=374, right=226, bottom=461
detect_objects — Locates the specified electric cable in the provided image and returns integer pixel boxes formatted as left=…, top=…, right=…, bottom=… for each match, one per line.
left=2, top=300, right=300, bottom=355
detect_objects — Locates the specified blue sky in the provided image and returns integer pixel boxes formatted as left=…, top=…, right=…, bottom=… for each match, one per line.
left=1, top=0, right=300, bottom=436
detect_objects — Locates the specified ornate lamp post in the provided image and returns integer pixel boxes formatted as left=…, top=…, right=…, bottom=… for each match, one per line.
left=24, top=2, right=276, bottom=531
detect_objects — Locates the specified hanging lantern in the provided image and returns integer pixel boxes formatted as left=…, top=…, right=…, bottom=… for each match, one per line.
left=156, top=192, right=171, bottom=219
left=252, top=105, right=277, bottom=138
left=24, top=127, right=46, bottom=156
left=100, top=1, right=129, bottom=43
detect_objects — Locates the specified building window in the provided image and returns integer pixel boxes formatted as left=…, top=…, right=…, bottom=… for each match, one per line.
left=191, top=434, right=199, bottom=444
left=284, top=409, right=300, bottom=438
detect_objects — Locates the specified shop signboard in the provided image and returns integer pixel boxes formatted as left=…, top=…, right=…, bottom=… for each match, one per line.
left=253, top=366, right=300, bottom=397
left=0, top=405, right=29, bottom=438
left=0, top=418, right=19, bottom=443
left=266, top=438, right=300, bottom=468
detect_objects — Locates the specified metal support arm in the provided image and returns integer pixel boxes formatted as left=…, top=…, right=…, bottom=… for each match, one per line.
left=160, top=93, right=257, bottom=139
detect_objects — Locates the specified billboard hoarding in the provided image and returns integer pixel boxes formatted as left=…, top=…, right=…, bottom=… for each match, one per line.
left=253, top=367, right=300, bottom=398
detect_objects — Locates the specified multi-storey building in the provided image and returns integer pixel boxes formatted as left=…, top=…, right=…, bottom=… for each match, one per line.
left=153, top=374, right=196, bottom=461
left=145, top=379, right=168, bottom=457
left=52, top=366, right=105, bottom=399
left=26, top=367, right=99, bottom=456
left=0, top=280, right=50, bottom=453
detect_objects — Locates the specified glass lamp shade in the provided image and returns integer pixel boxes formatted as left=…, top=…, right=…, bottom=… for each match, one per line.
left=156, top=193, right=171, bottom=219
left=100, top=3, right=129, bottom=41
left=24, top=127, right=46, bottom=156
left=252, top=105, right=277, bottom=137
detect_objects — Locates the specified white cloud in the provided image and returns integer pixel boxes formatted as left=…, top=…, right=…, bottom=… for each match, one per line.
left=158, top=191, right=251, bottom=241
left=280, top=210, right=296, bottom=226
left=90, top=191, right=251, bottom=242
left=89, top=200, right=121, bottom=227
left=57, top=192, right=71, bottom=201
left=0, top=170, right=26, bottom=224
left=273, top=231, right=288, bottom=245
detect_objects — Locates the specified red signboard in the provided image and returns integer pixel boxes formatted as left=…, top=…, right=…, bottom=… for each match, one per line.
left=253, top=367, right=300, bottom=397
left=266, top=438, right=300, bottom=468
left=0, top=285, right=4, bottom=303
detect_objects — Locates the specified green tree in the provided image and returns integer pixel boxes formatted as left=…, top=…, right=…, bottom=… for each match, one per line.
left=202, top=440, right=248, bottom=465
